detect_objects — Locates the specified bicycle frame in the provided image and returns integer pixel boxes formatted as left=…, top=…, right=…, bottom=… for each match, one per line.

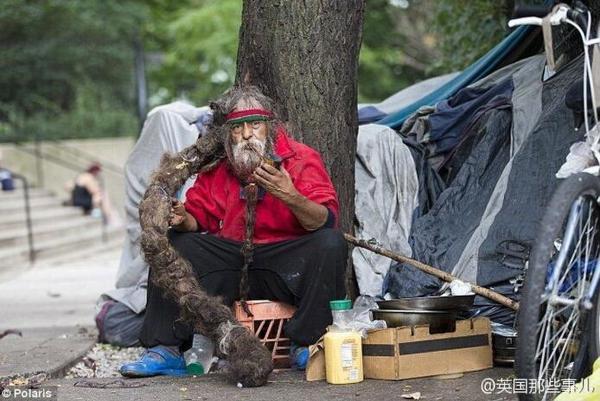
left=510, top=4, right=599, bottom=132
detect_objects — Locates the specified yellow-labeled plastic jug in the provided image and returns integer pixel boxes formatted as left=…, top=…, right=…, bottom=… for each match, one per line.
left=324, top=300, right=363, bottom=384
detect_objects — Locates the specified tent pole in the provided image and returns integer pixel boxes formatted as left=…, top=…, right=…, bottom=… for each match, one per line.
left=344, top=234, right=520, bottom=311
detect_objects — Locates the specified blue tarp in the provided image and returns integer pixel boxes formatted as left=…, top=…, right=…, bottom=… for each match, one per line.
left=358, top=72, right=460, bottom=124
left=377, top=25, right=536, bottom=129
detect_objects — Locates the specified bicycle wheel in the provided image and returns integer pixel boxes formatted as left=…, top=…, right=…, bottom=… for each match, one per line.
left=516, top=173, right=600, bottom=401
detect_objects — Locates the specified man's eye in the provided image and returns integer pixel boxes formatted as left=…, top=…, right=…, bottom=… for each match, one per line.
left=252, top=121, right=262, bottom=129
left=232, top=124, right=241, bottom=131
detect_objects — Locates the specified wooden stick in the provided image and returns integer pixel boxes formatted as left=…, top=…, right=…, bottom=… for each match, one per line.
left=344, top=233, right=520, bottom=311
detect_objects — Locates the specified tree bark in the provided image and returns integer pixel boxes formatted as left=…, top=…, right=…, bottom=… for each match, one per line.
left=235, top=0, right=365, bottom=240
left=236, top=1, right=364, bottom=299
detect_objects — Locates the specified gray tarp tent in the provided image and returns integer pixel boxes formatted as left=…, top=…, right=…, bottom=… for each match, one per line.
left=355, top=54, right=585, bottom=325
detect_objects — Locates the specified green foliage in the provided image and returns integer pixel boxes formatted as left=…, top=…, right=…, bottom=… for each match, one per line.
left=146, top=0, right=242, bottom=107
left=358, top=0, right=521, bottom=103
left=359, top=0, right=408, bottom=102
left=358, top=0, right=439, bottom=103
left=0, top=84, right=138, bottom=143
left=0, top=0, right=146, bottom=141
left=429, top=1, right=510, bottom=74
left=0, top=0, right=535, bottom=141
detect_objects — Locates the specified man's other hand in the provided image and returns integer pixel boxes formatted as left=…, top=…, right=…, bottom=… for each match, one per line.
left=253, top=163, right=298, bottom=202
left=169, top=198, right=186, bottom=226
left=253, top=163, right=328, bottom=231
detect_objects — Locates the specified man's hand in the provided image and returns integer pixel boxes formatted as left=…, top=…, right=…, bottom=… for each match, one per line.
left=169, top=198, right=198, bottom=232
left=169, top=198, right=187, bottom=226
left=253, top=163, right=328, bottom=231
left=253, top=163, right=298, bottom=202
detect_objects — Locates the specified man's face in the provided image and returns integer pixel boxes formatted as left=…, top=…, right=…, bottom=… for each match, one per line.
left=230, top=120, right=268, bottom=145
left=225, top=100, right=271, bottom=181
left=225, top=97, right=274, bottom=181
left=227, top=121, right=268, bottom=182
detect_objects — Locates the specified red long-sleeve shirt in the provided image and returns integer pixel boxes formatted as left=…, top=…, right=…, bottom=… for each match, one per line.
left=184, top=127, right=339, bottom=244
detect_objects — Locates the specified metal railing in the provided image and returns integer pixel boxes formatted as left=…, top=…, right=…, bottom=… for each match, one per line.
left=7, top=172, right=35, bottom=263
left=43, top=141, right=124, bottom=176
left=14, top=142, right=124, bottom=181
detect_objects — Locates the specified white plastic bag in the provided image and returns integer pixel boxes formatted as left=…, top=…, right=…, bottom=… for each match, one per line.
left=556, top=124, right=600, bottom=178
left=332, top=295, right=387, bottom=338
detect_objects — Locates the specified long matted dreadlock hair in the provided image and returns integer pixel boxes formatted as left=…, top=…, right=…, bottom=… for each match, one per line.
left=138, top=85, right=283, bottom=387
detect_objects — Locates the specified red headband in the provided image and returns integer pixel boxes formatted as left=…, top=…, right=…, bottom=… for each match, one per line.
left=225, top=108, right=273, bottom=124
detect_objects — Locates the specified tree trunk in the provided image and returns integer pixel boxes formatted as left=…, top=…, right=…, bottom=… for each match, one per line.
left=236, top=1, right=364, bottom=298
left=235, top=0, right=365, bottom=239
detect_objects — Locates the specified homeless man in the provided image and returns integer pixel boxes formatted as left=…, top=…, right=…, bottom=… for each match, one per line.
left=120, top=85, right=347, bottom=377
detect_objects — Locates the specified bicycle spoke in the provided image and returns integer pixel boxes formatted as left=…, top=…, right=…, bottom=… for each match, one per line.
left=538, top=307, right=580, bottom=381
left=559, top=212, right=587, bottom=287
left=556, top=205, right=587, bottom=291
left=536, top=303, right=555, bottom=361
left=578, top=204, right=592, bottom=293
left=551, top=311, right=581, bottom=379
left=538, top=307, right=577, bottom=361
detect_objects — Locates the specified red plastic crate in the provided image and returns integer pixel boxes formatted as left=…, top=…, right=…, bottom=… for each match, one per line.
left=233, top=300, right=297, bottom=368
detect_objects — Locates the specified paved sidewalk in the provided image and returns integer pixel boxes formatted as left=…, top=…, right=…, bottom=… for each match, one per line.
left=0, top=249, right=120, bottom=328
left=0, top=326, right=96, bottom=380
left=0, top=250, right=119, bottom=381
left=44, top=368, right=517, bottom=401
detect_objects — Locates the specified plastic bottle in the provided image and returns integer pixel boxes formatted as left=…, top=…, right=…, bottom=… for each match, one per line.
left=90, top=207, right=102, bottom=219
left=324, top=299, right=364, bottom=384
left=184, top=333, right=214, bottom=375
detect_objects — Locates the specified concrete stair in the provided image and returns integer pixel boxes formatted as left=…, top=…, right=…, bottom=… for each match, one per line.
left=0, top=187, right=124, bottom=270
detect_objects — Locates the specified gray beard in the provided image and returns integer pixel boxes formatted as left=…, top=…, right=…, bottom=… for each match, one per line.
left=228, top=138, right=266, bottom=182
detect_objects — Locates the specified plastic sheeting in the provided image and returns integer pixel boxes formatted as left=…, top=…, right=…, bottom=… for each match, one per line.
left=353, top=124, right=419, bottom=296
left=383, top=55, right=586, bottom=325
left=385, top=102, right=514, bottom=297
left=98, top=102, right=209, bottom=314
left=353, top=56, right=546, bottom=300
left=377, top=25, right=538, bottom=129
left=556, top=123, right=600, bottom=178
left=357, top=72, right=460, bottom=125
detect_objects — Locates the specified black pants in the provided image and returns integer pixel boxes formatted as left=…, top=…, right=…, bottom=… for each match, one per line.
left=139, top=228, right=347, bottom=348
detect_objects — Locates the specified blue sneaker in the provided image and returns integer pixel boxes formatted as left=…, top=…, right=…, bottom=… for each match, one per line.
left=290, top=344, right=309, bottom=370
left=119, top=346, right=187, bottom=377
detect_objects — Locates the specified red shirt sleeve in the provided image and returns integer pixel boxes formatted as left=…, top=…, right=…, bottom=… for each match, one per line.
left=286, top=146, right=340, bottom=225
left=183, top=170, right=222, bottom=233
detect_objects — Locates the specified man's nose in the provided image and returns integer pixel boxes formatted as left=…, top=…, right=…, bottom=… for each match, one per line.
left=241, top=122, right=253, bottom=140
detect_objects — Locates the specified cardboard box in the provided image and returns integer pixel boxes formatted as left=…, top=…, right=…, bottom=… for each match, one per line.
left=306, top=339, right=326, bottom=381
left=306, top=317, right=493, bottom=381
left=363, top=317, right=493, bottom=380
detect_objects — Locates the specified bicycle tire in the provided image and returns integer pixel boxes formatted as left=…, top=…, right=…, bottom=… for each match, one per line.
left=516, top=173, right=600, bottom=401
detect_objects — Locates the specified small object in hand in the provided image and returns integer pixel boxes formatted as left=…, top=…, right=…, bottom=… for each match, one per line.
left=261, top=155, right=282, bottom=170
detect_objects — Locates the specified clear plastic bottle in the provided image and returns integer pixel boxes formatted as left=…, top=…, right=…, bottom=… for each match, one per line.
left=184, top=333, right=214, bottom=375
left=324, top=299, right=364, bottom=384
